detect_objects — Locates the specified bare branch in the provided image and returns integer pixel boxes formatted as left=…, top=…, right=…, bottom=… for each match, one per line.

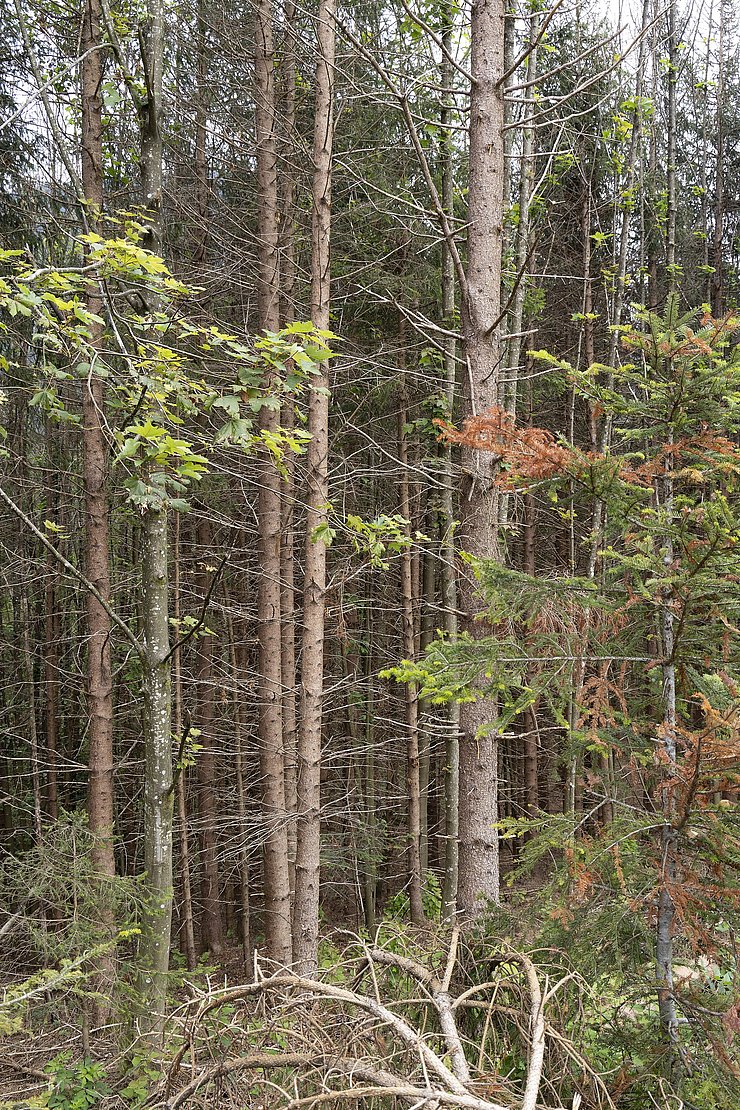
left=337, top=18, right=469, bottom=306
left=0, top=481, right=141, bottom=652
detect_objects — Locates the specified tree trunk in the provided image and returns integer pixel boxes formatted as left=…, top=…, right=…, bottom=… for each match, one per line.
left=279, top=0, right=298, bottom=899
left=81, top=0, right=116, bottom=1022
left=173, top=516, right=197, bottom=972
left=135, top=0, right=173, bottom=1030
left=665, top=0, right=677, bottom=298
left=43, top=473, right=60, bottom=821
left=522, top=488, right=539, bottom=835
left=21, top=596, right=42, bottom=845
left=362, top=603, right=377, bottom=930
left=138, top=507, right=173, bottom=1034
left=193, top=0, right=208, bottom=268
left=138, top=0, right=164, bottom=256
left=456, top=0, right=506, bottom=921
left=711, top=2, right=725, bottom=317
left=418, top=542, right=435, bottom=874
left=398, top=376, right=425, bottom=924
left=194, top=516, right=224, bottom=956
left=502, top=11, right=539, bottom=416
left=227, top=609, right=252, bottom=970
left=255, top=0, right=293, bottom=965
left=656, top=438, right=679, bottom=1053
left=293, top=0, right=335, bottom=974
left=439, top=0, right=460, bottom=924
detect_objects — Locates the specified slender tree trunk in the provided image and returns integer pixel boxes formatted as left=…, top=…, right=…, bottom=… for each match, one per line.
left=293, top=0, right=335, bottom=974
left=281, top=414, right=298, bottom=902
left=227, top=613, right=252, bottom=970
left=439, top=0, right=460, bottom=924
left=279, top=0, right=299, bottom=899
left=21, top=596, right=42, bottom=845
left=194, top=516, right=224, bottom=956
left=173, top=517, right=197, bottom=972
left=657, top=7, right=680, bottom=1049
left=646, top=12, right=660, bottom=308
left=188, top=11, right=221, bottom=962
left=522, top=485, right=539, bottom=834
left=362, top=603, right=377, bottom=930
left=228, top=560, right=254, bottom=969
left=418, top=542, right=435, bottom=874
left=665, top=0, right=677, bottom=298
left=139, top=0, right=164, bottom=255
left=500, top=1, right=516, bottom=278
left=135, top=0, right=174, bottom=1030
left=337, top=602, right=365, bottom=925
left=503, top=12, right=539, bottom=416
left=711, top=2, right=725, bottom=317
left=193, top=0, right=208, bottom=269
left=255, top=0, right=292, bottom=964
left=456, top=0, right=506, bottom=921
left=398, top=375, right=424, bottom=924
left=279, top=0, right=297, bottom=322
left=81, top=0, right=116, bottom=1021
left=43, top=473, right=60, bottom=821
left=656, top=439, right=679, bottom=1051
left=138, top=507, right=173, bottom=1034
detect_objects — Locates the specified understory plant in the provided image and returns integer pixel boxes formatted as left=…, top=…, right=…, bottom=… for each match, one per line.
left=388, top=301, right=740, bottom=1106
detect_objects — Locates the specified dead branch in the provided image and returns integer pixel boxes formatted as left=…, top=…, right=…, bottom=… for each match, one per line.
left=164, top=1053, right=320, bottom=1109
left=159, top=945, right=591, bottom=1110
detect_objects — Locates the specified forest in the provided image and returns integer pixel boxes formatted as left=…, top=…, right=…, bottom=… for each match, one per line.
left=0, top=0, right=739, bottom=1106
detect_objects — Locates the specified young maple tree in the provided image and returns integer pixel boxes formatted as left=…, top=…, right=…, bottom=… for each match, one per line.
left=0, top=227, right=332, bottom=1026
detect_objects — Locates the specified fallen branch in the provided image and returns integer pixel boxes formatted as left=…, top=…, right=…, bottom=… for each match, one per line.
left=164, top=1052, right=320, bottom=1109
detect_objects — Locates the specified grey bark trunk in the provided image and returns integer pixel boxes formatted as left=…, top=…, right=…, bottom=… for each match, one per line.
left=194, top=517, right=224, bottom=956
left=255, top=0, right=293, bottom=965
left=711, top=2, right=725, bottom=316
left=439, top=0, right=460, bottom=924
left=138, top=508, right=173, bottom=1034
left=665, top=1, right=677, bottom=297
left=398, top=378, right=425, bottom=925
left=173, top=517, right=197, bottom=973
left=81, top=0, right=116, bottom=1022
left=503, top=13, right=539, bottom=415
left=293, top=0, right=335, bottom=974
left=135, top=0, right=174, bottom=1030
left=656, top=434, right=679, bottom=1051
left=456, top=0, right=506, bottom=921
left=279, top=2, right=299, bottom=899
left=43, top=543, right=60, bottom=821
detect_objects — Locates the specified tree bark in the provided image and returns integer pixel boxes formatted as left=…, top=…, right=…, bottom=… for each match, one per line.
left=711, top=1, right=725, bottom=317
left=194, top=516, right=224, bottom=956
left=456, top=0, right=506, bottom=921
left=138, top=507, right=173, bottom=1034
left=81, top=0, right=116, bottom=1022
left=279, top=4, right=299, bottom=902
left=665, top=0, right=677, bottom=298
left=255, top=0, right=293, bottom=965
left=398, top=376, right=425, bottom=924
left=656, top=437, right=679, bottom=1053
left=439, top=0, right=460, bottom=924
left=138, top=0, right=164, bottom=255
left=173, top=516, right=197, bottom=973
left=192, top=0, right=208, bottom=269
left=293, top=0, right=335, bottom=974
left=227, top=607, right=252, bottom=970
left=21, top=596, right=42, bottom=846
left=503, top=11, right=539, bottom=416
left=135, top=0, right=175, bottom=1030
left=43, top=463, right=60, bottom=821
left=418, top=542, right=435, bottom=874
